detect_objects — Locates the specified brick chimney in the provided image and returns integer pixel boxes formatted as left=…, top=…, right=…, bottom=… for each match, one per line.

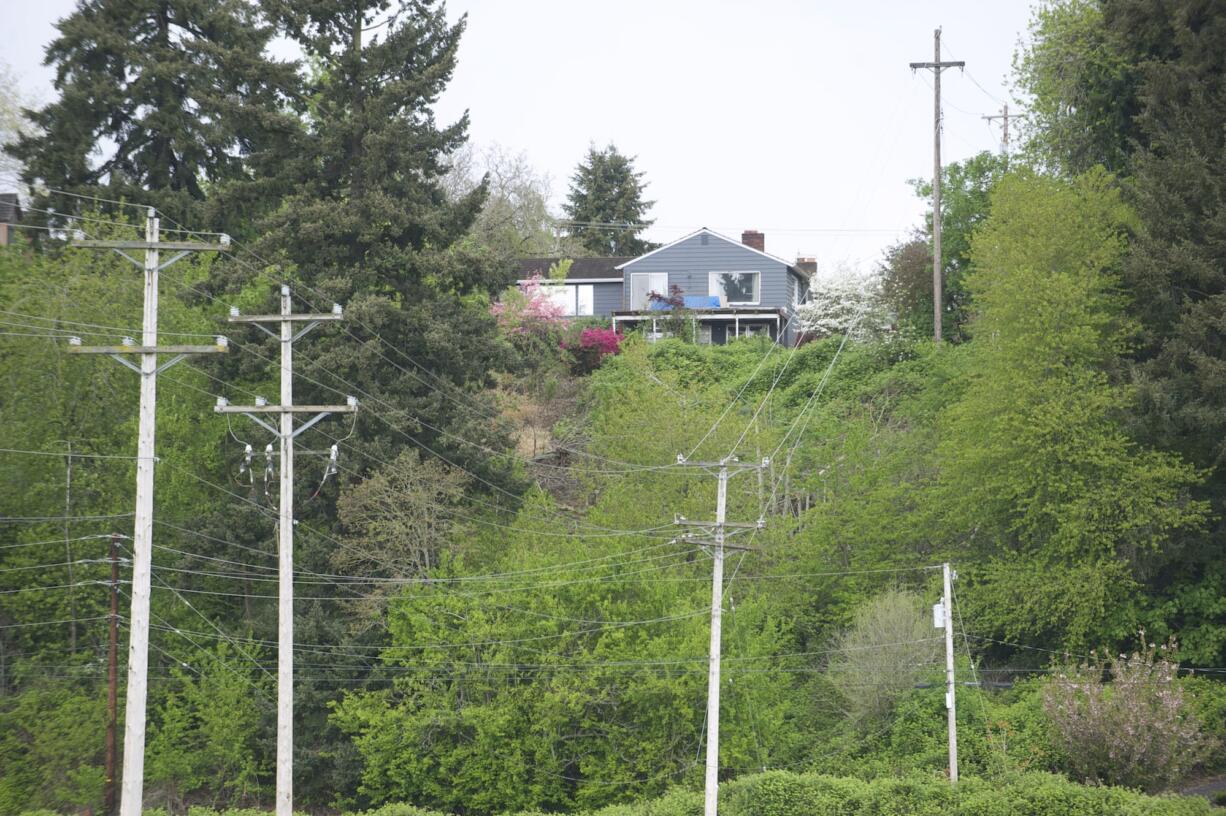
left=794, top=257, right=817, bottom=278
left=741, top=229, right=765, bottom=252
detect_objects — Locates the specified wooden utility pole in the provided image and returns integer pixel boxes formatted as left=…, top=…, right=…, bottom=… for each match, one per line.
left=673, top=455, right=767, bottom=816
left=982, top=104, right=1017, bottom=158
left=105, top=533, right=121, bottom=816
left=936, top=563, right=958, bottom=784
left=65, top=442, right=76, bottom=654
left=216, top=287, right=355, bottom=816
left=910, top=28, right=964, bottom=343
left=68, top=209, right=230, bottom=816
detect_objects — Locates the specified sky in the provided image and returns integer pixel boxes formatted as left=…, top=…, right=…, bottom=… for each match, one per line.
left=0, top=0, right=1036, bottom=275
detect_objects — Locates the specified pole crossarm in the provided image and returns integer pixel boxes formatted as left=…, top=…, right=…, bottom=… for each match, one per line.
left=909, top=60, right=964, bottom=69
left=675, top=519, right=763, bottom=530
left=69, top=344, right=228, bottom=355
left=228, top=313, right=342, bottom=324
left=214, top=404, right=356, bottom=414
left=73, top=240, right=231, bottom=252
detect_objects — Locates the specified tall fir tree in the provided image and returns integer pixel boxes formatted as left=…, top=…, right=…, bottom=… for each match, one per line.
left=225, top=3, right=519, bottom=801
left=562, top=144, right=656, bottom=256
left=6, top=0, right=301, bottom=232
left=247, top=0, right=512, bottom=483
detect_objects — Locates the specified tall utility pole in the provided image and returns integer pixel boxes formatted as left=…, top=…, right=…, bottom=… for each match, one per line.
left=216, top=286, right=355, bottom=816
left=674, top=455, right=768, bottom=816
left=982, top=104, right=1017, bottom=157
left=105, top=533, right=121, bottom=816
left=936, top=563, right=958, bottom=784
left=910, top=28, right=964, bottom=343
left=68, top=209, right=230, bottom=816
left=65, top=442, right=76, bottom=654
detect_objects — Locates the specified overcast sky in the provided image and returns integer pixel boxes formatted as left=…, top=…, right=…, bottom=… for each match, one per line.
left=1, top=0, right=1035, bottom=275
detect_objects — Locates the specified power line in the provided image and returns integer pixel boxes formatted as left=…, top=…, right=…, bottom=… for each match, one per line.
left=0, top=513, right=134, bottom=523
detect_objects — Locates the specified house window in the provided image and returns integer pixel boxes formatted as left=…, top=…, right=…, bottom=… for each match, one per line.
left=630, top=273, right=668, bottom=310
left=709, top=271, right=760, bottom=305
left=540, top=283, right=594, bottom=316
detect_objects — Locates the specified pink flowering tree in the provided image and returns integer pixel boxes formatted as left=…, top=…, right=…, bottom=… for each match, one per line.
left=491, top=273, right=567, bottom=337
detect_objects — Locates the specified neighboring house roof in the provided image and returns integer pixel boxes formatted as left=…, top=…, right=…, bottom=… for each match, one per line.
left=0, top=193, right=19, bottom=225
left=615, top=227, right=799, bottom=272
left=516, top=257, right=633, bottom=282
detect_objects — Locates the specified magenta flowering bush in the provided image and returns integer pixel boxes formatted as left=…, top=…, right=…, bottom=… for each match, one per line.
left=562, top=326, right=622, bottom=373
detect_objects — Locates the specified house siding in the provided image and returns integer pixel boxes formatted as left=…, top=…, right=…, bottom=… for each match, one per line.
left=621, top=232, right=793, bottom=311
left=592, top=282, right=622, bottom=317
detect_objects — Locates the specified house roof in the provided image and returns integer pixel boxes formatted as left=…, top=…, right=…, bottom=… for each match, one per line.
left=516, top=256, right=633, bottom=282
left=615, top=227, right=799, bottom=272
left=0, top=193, right=19, bottom=225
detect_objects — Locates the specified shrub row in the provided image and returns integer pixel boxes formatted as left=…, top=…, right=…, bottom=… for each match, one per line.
left=38, top=770, right=1216, bottom=816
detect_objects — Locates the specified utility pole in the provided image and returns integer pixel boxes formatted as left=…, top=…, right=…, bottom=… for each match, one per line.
left=65, top=441, right=75, bottom=654
left=105, top=533, right=121, bottom=816
left=935, top=562, right=958, bottom=784
left=982, top=104, right=1017, bottom=158
left=216, top=286, right=355, bottom=816
left=910, top=28, right=964, bottom=343
left=67, top=209, right=230, bottom=816
left=674, top=455, right=768, bottom=816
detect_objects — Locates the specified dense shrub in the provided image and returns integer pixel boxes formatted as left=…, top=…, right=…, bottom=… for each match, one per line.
left=563, top=326, right=623, bottom=374
left=136, top=771, right=1220, bottom=816
left=1043, top=639, right=1214, bottom=791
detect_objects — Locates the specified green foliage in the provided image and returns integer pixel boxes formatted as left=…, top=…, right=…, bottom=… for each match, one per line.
left=6, top=0, right=299, bottom=231
left=1014, top=0, right=1139, bottom=175
left=827, top=590, right=942, bottom=724
left=0, top=682, right=106, bottom=816
left=146, top=643, right=268, bottom=810
left=899, top=151, right=1009, bottom=339
left=942, top=170, right=1206, bottom=650
left=562, top=144, right=656, bottom=256
left=134, top=771, right=1223, bottom=816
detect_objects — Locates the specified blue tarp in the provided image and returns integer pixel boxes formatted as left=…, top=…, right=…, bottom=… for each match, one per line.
left=647, top=295, right=722, bottom=310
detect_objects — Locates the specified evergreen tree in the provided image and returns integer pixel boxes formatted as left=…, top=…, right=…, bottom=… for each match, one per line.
left=227, top=2, right=519, bottom=803
left=245, top=0, right=514, bottom=487
left=5, top=0, right=300, bottom=232
left=562, top=144, right=656, bottom=256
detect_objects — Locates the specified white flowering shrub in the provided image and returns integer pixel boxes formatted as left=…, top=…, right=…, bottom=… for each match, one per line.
left=1042, top=636, right=1214, bottom=791
left=796, top=274, right=888, bottom=340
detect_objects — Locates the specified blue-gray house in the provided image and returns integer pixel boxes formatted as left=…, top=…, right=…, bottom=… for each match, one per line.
left=516, top=228, right=813, bottom=345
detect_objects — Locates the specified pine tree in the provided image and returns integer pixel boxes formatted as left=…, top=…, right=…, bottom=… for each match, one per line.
left=562, top=144, right=656, bottom=256
left=6, top=0, right=300, bottom=231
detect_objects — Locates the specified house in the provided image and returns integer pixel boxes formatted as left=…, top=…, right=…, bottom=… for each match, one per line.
left=517, top=228, right=814, bottom=346
left=516, top=256, right=633, bottom=318
left=0, top=193, right=19, bottom=246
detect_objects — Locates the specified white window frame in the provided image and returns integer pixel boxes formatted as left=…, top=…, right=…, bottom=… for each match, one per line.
left=630, top=272, right=668, bottom=310
left=709, top=270, right=761, bottom=306
left=539, top=283, right=594, bottom=317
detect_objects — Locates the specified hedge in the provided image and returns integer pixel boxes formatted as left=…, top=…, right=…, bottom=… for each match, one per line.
left=23, top=771, right=1222, bottom=816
